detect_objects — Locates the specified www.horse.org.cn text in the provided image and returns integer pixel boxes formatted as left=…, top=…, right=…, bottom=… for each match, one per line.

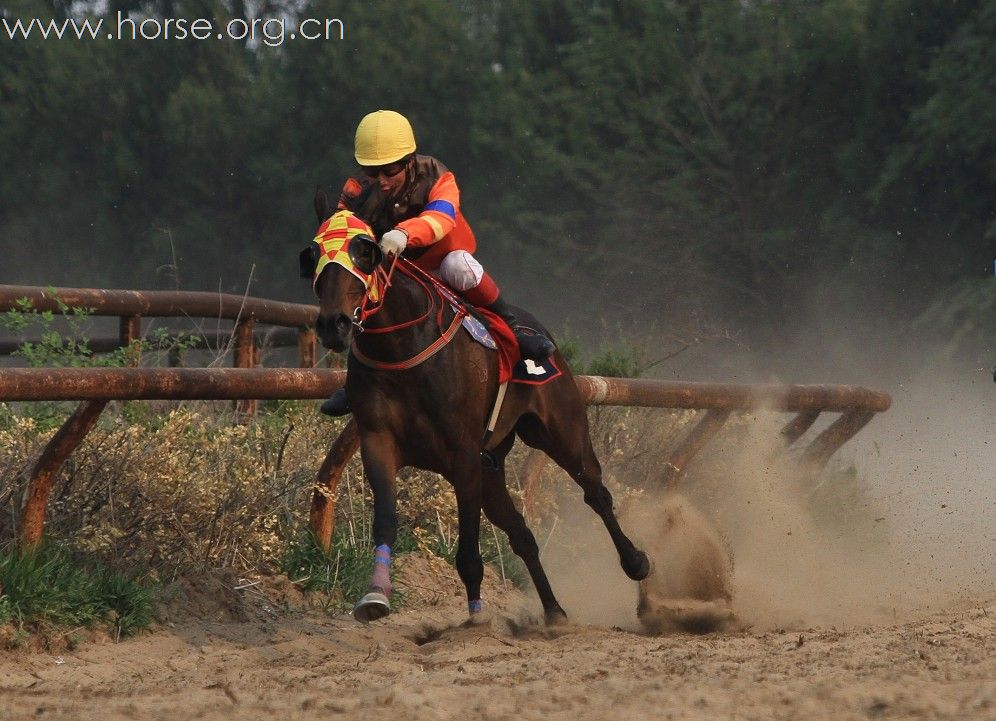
left=1, top=12, right=346, bottom=47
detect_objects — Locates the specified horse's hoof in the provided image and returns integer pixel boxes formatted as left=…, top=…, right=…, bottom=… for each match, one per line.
left=544, top=608, right=569, bottom=626
left=465, top=608, right=494, bottom=627
left=353, top=592, right=390, bottom=623
left=624, top=551, right=652, bottom=581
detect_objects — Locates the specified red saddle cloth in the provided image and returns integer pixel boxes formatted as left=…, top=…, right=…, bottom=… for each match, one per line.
left=393, top=258, right=521, bottom=384
left=471, top=306, right=520, bottom=385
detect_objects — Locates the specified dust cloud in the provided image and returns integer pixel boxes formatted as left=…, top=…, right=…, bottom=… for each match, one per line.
left=709, top=419, right=910, bottom=630
left=857, top=364, right=995, bottom=599
left=532, top=365, right=993, bottom=633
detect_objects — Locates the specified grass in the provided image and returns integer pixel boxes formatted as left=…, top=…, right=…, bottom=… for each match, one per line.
left=0, top=543, right=156, bottom=639
left=280, top=527, right=417, bottom=607
left=480, top=523, right=530, bottom=589
left=279, top=520, right=531, bottom=611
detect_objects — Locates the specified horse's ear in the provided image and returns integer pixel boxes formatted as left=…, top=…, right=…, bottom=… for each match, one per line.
left=299, top=245, right=319, bottom=279
left=314, top=186, right=333, bottom=222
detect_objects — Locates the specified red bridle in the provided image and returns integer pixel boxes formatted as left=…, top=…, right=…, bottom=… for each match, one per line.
left=346, top=255, right=469, bottom=371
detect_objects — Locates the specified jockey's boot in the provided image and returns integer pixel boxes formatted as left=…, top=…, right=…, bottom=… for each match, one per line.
left=485, top=296, right=556, bottom=361
left=320, top=388, right=351, bottom=417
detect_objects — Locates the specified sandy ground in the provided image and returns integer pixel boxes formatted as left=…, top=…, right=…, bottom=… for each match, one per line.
left=1, top=555, right=994, bottom=721
left=2, top=370, right=992, bottom=720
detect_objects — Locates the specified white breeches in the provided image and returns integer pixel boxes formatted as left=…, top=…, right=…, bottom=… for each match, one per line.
left=438, top=250, right=485, bottom=291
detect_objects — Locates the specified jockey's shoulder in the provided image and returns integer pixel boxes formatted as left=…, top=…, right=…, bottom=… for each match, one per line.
left=410, top=154, right=452, bottom=183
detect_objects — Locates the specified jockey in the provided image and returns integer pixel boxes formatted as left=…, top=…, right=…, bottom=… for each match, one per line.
left=321, top=110, right=555, bottom=417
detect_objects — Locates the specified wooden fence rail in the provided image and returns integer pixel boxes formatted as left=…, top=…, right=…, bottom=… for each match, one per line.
left=0, top=284, right=321, bottom=374
left=0, top=367, right=890, bottom=550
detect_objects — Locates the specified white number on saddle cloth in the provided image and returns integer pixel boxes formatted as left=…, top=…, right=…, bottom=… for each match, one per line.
left=524, top=359, right=547, bottom=376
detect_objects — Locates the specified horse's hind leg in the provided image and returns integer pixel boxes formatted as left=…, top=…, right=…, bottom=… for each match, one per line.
left=481, top=448, right=568, bottom=624
left=519, top=414, right=650, bottom=581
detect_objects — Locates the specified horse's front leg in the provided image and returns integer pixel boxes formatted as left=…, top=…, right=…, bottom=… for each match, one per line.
left=353, top=432, right=399, bottom=623
left=451, top=455, right=485, bottom=619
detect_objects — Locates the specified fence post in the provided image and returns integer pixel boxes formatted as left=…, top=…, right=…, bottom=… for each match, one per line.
left=660, top=409, right=731, bottom=487
left=119, top=315, right=142, bottom=366
left=298, top=328, right=317, bottom=368
left=519, top=449, right=550, bottom=519
left=19, top=400, right=108, bottom=549
left=310, top=419, right=360, bottom=551
left=801, top=410, right=876, bottom=469
left=233, top=317, right=257, bottom=415
left=781, top=410, right=821, bottom=446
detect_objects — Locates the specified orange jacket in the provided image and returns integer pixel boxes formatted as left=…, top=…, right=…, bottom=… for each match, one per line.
left=337, top=154, right=476, bottom=270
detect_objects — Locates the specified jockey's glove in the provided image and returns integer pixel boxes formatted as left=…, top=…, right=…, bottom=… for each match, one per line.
left=379, top=228, right=408, bottom=257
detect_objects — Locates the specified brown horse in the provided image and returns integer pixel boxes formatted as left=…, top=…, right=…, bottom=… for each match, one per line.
left=301, top=196, right=650, bottom=624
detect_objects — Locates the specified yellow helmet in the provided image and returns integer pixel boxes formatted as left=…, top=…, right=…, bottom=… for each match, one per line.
left=354, top=110, right=417, bottom=166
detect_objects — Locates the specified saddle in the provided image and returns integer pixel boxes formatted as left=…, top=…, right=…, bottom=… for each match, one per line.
left=460, top=308, right=562, bottom=386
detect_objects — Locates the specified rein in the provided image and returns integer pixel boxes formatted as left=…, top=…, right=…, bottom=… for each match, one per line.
left=349, top=256, right=469, bottom=371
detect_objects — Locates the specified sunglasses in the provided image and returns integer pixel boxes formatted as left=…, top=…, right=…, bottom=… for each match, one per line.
left=361, top=159, right=408, bottom=179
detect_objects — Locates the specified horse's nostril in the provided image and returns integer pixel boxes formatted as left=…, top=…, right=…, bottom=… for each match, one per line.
left=316, top=313, right=352, bottom=350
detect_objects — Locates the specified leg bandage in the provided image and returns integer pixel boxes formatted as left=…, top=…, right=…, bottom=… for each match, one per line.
left=370, top=544, right=392, bottom=595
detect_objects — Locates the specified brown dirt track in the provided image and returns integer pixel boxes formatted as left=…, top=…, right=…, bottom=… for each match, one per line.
left=2, top=558, right=994, bottom=721
left=3, top=373, right=993, bottom=720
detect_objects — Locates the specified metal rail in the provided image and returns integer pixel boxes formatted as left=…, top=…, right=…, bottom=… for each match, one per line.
left=574, top=376, right=891, bottom=413
left=0, top=368, right=891, bottom=549
left=0, top=285, right=316, bottom=326
left=1, top=285, right=893, bottom=550
left=0, top=284, right=321, bottom=375
left=0, top=368, right=888, bottom=409
left=0, top=368, right=345, bottom=400
left=0, top=327, right=302, bottom=357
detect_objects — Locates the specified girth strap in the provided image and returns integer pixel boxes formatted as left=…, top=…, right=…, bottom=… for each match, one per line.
left=480, top=380, right=509, bottom=451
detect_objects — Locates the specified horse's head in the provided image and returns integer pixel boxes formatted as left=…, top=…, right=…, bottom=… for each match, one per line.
left=301, top=189, right=383, bottom=351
